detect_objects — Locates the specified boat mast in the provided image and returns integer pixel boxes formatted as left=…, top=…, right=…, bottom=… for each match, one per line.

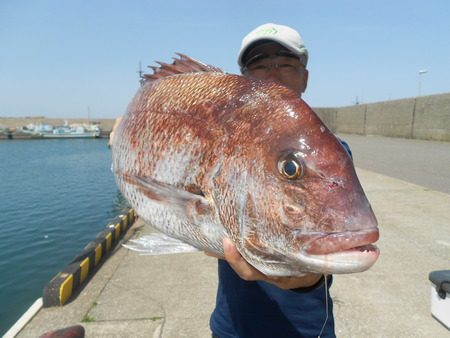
left=137, top=61, right=145, bottom=87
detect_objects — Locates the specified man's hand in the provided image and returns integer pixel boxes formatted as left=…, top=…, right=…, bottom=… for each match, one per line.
left=207, top=238, right=323, bottom=290
left=108, top=117, right=122, bottom=147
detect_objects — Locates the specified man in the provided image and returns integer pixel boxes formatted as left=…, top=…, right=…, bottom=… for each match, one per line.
left=209, top=23, right=338, bottom=338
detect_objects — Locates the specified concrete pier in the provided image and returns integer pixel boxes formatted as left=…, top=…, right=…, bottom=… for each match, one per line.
left=11, top=135, right=450, bottom=338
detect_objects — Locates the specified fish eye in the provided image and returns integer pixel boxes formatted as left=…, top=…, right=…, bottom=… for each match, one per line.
left=278, top=155, right=303, bottom=179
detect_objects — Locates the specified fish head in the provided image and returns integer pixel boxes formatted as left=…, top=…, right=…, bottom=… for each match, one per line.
left=224, top=91, right=379, bottom=276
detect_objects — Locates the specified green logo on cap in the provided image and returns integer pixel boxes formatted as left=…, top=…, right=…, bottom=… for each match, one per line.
left=255, top=27, right=278, bottom=36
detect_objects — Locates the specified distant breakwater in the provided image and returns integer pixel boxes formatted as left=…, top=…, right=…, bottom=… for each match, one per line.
left=0, top=118, right=115, bottom=140
left=0, top=130, right=111, bottom=140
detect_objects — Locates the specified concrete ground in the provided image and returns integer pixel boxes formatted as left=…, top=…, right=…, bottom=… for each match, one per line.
left=339, top=134, right=450, bottom=195
left=332, top=169, right=449, bottom=337
left=15, top=135, right=450, bottom=338
left=15, top=220, right=218, bottom=338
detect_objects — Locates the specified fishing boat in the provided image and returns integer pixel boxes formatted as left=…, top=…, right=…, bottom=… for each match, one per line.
left=40, top=125, right=100, bottom=138
left=19, top=122, right=101, bottom=139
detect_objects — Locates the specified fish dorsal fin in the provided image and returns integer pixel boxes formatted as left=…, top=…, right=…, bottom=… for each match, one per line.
left=143, top=53, right=223, bottom=81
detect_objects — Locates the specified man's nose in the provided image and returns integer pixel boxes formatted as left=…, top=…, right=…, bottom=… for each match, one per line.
left=264, top=67, right=283, bottom=81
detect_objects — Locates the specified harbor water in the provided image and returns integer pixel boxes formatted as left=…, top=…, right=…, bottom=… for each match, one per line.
left=0, top=139, right=126, bottom=335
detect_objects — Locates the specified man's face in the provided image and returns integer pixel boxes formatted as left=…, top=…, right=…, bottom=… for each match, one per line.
left=241, top=42, right=308, bottom=96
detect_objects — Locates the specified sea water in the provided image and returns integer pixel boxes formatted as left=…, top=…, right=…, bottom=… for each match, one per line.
left=0, top=139, right=126, bottom=335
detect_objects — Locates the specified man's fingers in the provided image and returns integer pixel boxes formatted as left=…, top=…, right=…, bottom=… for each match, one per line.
left=223, top=238, right=241, bottom=261
left=221, top=238, right=323, bottom=289
left=109, top=117, right=122, bottom=147
left=223, top=238, right=265, bottom=281
left=204, top=251, right=224, bottom=259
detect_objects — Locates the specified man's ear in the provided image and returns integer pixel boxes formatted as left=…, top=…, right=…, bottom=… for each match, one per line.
left=301, top=69, right=309, bottom=93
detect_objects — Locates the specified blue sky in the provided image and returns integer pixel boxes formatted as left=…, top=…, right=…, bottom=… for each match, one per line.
left=1, top=0, right=449, bottom=118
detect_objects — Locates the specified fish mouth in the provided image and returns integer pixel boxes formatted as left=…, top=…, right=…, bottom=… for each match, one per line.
left=304, top=229, right=379, bottom=255
left=241, top=229, right=380, bottom=276
left=295, top=229, right=380, bottom=274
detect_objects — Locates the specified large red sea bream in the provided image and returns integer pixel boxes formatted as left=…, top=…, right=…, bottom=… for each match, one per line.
left=111, top=54, right=379, bottom=276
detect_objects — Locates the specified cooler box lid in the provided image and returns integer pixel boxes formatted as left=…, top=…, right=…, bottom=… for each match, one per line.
left=429, top=270, right=450, bottom=297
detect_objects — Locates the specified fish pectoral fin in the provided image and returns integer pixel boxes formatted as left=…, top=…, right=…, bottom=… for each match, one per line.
left=121, top=173, right=213, bottom=216
left=122, top=232, right=199, bottom=255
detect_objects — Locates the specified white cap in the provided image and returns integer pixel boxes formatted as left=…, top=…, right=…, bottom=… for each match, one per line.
left=237, top=23, right=308, bottom=68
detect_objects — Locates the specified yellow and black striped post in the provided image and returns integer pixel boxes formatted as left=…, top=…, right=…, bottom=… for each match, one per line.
left=43, top=208, right=136, bottom=307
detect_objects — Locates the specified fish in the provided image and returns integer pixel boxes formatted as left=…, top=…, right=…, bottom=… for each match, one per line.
left=111, top=53, right=379, bottom=276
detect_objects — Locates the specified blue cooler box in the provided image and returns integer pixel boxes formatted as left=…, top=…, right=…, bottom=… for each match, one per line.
left=429, top=270, right=450, bottom=330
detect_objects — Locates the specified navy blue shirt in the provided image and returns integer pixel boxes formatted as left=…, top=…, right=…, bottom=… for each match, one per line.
left=210, top=260, right=335, bottom=338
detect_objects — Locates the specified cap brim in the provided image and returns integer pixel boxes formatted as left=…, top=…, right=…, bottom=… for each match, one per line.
left=238, top=37, right=305, bottom=68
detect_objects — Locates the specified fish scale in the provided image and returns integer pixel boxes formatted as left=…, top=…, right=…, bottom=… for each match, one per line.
left=112, top=54, right=380, bottom=276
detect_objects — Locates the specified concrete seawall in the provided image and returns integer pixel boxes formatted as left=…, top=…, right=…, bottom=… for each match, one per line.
left=315, top=92, right=450, bottom=142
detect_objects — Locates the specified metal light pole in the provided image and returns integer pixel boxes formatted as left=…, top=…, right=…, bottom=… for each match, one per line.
left=417, top=69, right=428, bottom=97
